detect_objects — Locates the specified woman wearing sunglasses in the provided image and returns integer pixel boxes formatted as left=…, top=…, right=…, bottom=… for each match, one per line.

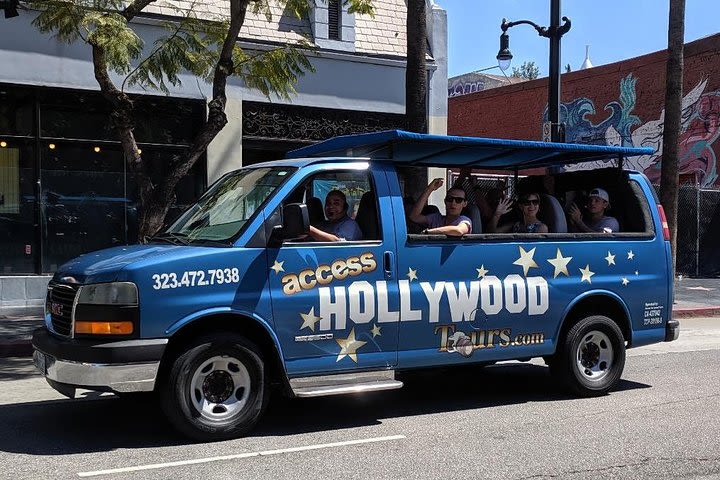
left=489, top=191, right=548, bottom=233
left=409, top=178, right=472, bottom=236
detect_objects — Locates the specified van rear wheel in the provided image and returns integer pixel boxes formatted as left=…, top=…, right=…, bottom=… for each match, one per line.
left=160, top=334, right=267, bottom=441
left=552, top=315, right=625, bottom=397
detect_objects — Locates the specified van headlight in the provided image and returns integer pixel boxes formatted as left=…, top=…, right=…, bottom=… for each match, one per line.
left=77, top=282, right=138, bottom=305
left=74, top=282, right=139, bottom=337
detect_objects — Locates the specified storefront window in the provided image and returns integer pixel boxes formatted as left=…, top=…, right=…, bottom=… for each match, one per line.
left=0, top=140, right=36, bottom=273
left=40, top=142, right=126, bottom=271
left=0, top=84, right=206, bottom=274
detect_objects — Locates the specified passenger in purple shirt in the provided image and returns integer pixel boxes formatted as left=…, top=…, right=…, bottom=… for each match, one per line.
left=568, top=187, right=620, bottom=233
left=409, top=179, right=472, bottom=236
left=308, top=190, right=363, bottom=241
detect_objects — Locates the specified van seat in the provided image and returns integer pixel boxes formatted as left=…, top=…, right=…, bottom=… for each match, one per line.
left=539, top=194, right=567, bottom=233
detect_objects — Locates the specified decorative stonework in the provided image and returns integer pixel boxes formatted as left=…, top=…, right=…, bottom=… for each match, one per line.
left=242, top=101, right=406, bottom=142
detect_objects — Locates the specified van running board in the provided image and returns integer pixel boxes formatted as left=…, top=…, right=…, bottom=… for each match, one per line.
left=289, top=370, right=403, bottom=398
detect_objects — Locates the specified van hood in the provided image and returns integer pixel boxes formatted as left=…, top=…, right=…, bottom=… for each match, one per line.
left=53, top=244, right=186, bottom=284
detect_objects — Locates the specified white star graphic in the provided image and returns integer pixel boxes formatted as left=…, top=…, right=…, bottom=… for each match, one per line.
left=271, top=260, right=285, bottom=274
left=547, top=248, right=572, bottom=278
left=476, top=265, right=489, bottom=278
left=635, top=270, right=639, bottom=276
left=579, top=265, right=595, bottom=284
left=605, top=251, right=616, bottom=266
left=299, top=307, right=322, bottom=332
left=370, top=324, right=382, bottom=338
left=513, top=247, right=539, bottom=276
left=627, top=250, right=635, bottom=260
left=336, top=328, right=367, bottom=363
left=621, top=277, right=630, bottom=286
left=407, top=268, right=418, bottom=281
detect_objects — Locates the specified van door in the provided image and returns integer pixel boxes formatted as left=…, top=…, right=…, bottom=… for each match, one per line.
left=387, top=172, right=553, bottom=369
left=267, top=163, right=400, bottom=377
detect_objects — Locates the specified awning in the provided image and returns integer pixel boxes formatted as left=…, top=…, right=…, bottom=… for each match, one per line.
left=287, top=130, right=653, bottom=170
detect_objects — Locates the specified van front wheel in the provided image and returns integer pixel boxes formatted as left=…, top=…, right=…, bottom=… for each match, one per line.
left=553, top=315, right=626, bottom=397
left=161, top=334, right=267, bottom=441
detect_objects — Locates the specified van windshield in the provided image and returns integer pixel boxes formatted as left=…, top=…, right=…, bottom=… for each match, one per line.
left=162, top=167, right=295, bottom=244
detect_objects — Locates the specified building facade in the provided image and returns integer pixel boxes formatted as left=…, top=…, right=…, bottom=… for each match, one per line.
left=449, top=33, right=720, bottom=276
left=0, top=0, right=449, bottom=314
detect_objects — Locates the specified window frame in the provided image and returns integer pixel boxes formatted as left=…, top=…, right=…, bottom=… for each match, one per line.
left=275, top=167, right=383, bottom=247
left=406, top=177, right=656, bottom=243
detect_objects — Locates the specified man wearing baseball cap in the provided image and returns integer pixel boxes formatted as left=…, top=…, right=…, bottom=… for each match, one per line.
left=568, top=187, right=620, bottom=233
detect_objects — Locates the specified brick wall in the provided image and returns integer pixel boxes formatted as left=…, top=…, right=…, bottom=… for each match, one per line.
left=449, top=33, right=720, bottom=188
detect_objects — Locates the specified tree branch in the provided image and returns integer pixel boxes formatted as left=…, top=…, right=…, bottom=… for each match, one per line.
left=122, top=0, right=157, bottom=21
left=153, top=0, right=250, bottom=205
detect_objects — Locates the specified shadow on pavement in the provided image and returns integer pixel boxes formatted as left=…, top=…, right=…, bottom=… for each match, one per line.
left=255, top=363, right=651, bottom=437
left=0, top=357, right=41, bottom=381
left=0, top=362, right=651, bottom=455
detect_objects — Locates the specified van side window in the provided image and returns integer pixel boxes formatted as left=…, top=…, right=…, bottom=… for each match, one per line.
left=277, top=170, right=381, bottom=243
left=406, top=169, right=654, bottom=241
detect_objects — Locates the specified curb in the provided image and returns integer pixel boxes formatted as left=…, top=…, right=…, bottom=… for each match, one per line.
left=672, top=306, right=720, bottom=318
left=0, top=340, right=34, bottom=358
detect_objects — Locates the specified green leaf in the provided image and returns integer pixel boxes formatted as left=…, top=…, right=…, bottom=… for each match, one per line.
left=234, top=43, right=315, bottom=100
left=84, top=12, right=143, bottom=73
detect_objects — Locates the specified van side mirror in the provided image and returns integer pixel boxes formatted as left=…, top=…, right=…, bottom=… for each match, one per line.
left=281, top=203, right=309, bottom=239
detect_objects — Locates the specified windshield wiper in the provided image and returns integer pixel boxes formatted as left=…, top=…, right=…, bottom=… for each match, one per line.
left=149, top=232, right=190, bottom=245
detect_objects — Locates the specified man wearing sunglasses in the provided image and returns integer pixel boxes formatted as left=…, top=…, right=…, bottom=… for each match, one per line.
left=409, top=178, right=472, bottom=236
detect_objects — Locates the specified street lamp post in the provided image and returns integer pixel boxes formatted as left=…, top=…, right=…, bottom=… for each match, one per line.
left=496, top=0, right=571, bottom=142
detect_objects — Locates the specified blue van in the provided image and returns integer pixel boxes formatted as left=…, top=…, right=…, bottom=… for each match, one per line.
left=32, top=131, right=679, bottom=440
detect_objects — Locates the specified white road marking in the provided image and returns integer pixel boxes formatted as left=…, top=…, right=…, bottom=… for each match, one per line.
left=77, top=434, right=406, bottom=477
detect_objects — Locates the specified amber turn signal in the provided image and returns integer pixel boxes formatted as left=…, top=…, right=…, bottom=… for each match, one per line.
left=75, top=321, right=133, bottom=335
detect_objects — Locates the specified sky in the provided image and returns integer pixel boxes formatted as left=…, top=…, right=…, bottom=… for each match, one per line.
left=436, top=0, right=720, bottom=78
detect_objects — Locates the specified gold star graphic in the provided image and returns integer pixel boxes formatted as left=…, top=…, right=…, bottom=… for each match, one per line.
left=513, top=247, right=539, bottom=276
left=627, top=250, right=635, bottom=260
left=370, top=324, right=382, bottom=338
left=299, top=307, right=322, bottom=332
left=579, top=265, right=595, bottom=284
left=605, top=251, right=616, bottom=266
left=407, top=267, right=418, bottom=281
left=271, top=260, right=285, bottom=274
left=476, top=265, right=489, bottom=278
left=547, top=249, right=572, bottom=278
left=621, top=277, right=630, bottom=286
left=336, top=328, right=367, bottom=363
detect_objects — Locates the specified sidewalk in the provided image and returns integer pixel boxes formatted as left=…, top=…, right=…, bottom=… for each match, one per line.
left=1, top=278, right=718, bottom=358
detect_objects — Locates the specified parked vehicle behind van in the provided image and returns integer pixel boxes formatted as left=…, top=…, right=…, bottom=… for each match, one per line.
left=33, top=131, right=679, bottom=441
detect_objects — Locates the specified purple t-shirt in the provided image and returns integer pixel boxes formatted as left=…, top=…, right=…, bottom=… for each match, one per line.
left=587, top=216, right=620, bottom=233
left=425, top=212, right=472, bottom=230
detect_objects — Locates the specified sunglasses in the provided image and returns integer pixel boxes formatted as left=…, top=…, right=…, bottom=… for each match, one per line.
left=444, top=195, right=466, bottom=204
left=520, top=199, right=540, bottom=206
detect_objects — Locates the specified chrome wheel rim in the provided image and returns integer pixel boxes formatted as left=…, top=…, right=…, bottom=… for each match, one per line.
left=575, top=330, right=614, bottom=382
left=189, top=355, right=251, bottom=422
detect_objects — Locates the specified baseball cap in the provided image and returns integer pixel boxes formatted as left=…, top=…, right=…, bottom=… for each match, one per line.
left=589, top=188, right=610, bottom=202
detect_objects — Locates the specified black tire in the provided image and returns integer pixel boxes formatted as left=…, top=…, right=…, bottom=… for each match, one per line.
left=160, top=334, right=267, bottom=441
left=552, top=315, right=626, bottom=397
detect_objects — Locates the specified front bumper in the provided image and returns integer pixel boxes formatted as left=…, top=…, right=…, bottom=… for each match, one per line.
left=665, top=319, right=680, bottom=342
left=32, top=328, right=168, bottom=397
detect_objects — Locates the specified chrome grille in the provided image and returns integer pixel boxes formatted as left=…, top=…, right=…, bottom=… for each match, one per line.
left=47, top=283, right=79, bottom=337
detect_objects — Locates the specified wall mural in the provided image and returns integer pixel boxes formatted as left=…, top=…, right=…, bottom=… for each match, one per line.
left=555, top=74, right=720, bottom=188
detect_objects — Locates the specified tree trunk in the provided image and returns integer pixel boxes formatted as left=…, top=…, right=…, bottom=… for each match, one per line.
left=659, top=0, right=685, bottom=276
left=405, top=0, right=427, bottom=134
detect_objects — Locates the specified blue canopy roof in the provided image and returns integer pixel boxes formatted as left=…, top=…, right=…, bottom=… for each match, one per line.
left=287, top=130, right=653, bottom=170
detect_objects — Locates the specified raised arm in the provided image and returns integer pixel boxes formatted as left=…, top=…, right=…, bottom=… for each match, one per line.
left=487, top=198, right=514, bottom=233
left=410, top=178, right=444, bottom=225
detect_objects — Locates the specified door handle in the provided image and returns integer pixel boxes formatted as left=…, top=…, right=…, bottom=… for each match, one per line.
left=383, top=251, right=394, bottom=280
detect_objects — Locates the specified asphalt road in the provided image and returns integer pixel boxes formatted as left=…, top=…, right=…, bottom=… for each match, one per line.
left=1, top=317, right=719, bottom=480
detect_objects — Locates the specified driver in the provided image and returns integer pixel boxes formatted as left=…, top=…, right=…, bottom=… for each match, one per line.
left=308, top=190, right=363, bottom=241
